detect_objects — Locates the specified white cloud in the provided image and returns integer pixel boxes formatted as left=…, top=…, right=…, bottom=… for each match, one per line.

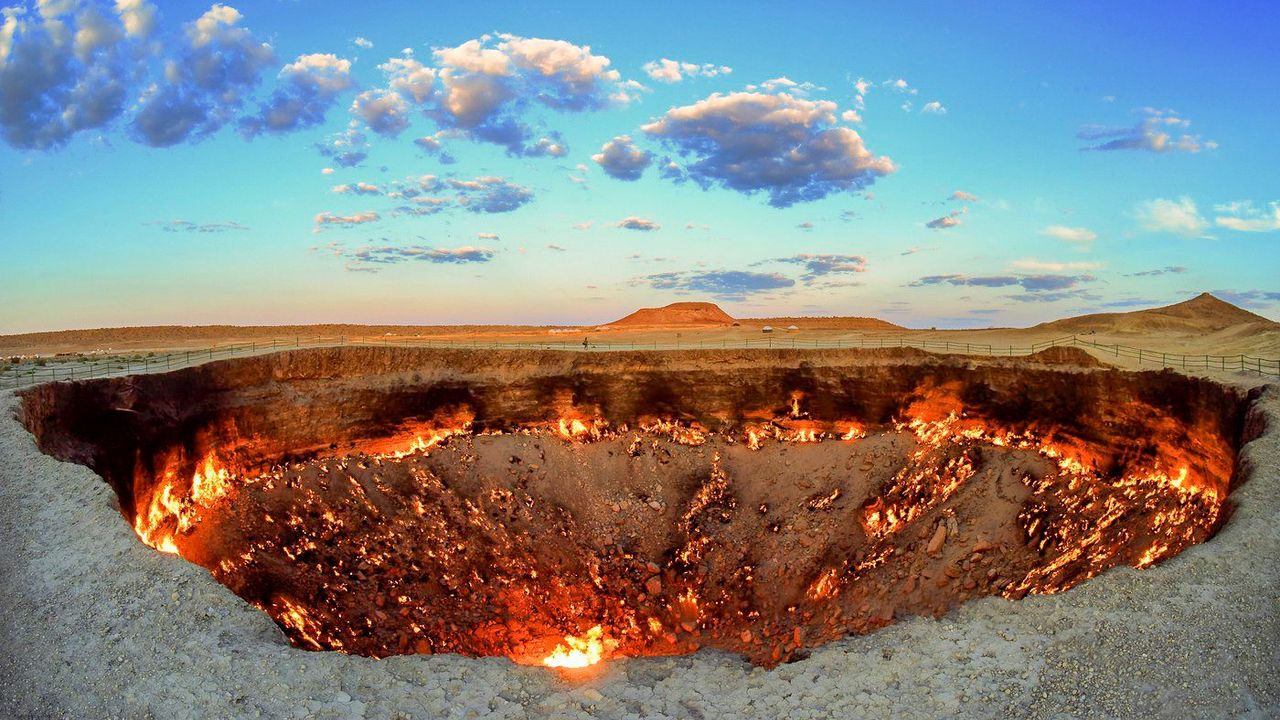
left=313, top=210, right=380, bottom=231
left=886, top=78, right=916, bottom=94
left=921, top=101, right=945, bottom=114
left=591, top=134, right=651, bottom=181
left=332, top=181, right=380, bottom=195
left=1042, top=225, right=1097, bottom=244
left=641, top=91, right=894, bottom=207
left=351, top=89, right=410, bottom=137
left=1010, top=258, right=1103, bottom=272
left=1135, top=197, right=1209, bottom=237
left=240, top=53, right=354, bottom=137
left=415, top=33, right=628, bottom=155
left=926, top=207, right=966, bottom=230
left=1, top=1, right=156, bottom=148
left=131, top=5, right=275, bottom=147
left=352, top=36, right=373, bottom=49
left=616, top=216, right=659, bottom=231
left=380, top=56, right=435, bottom=103
left=642, top=58, right=730, bottom=83
left=114, top=0, right=156, bottom=38
left=853, top=77, right=871, bottom=110
left=1079, top=108, right=1215, bottom=154
left=1214, top=200, right=1280, bottom=232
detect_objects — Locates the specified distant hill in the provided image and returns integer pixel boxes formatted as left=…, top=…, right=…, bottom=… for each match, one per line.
left=1036, top=293, right=1278, bottom=334
left=607, top=302, right=736, bottom=327
left=742, top=316, right=905, bottom=331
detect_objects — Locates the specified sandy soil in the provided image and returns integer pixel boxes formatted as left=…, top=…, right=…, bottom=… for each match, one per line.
left=0, top=358, right=1276, bottom=718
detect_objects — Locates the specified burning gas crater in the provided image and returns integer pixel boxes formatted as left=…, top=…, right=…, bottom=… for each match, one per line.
left=131, top=403, right=1224, bottom=669
left=17, top=348, right=1246, bottom=669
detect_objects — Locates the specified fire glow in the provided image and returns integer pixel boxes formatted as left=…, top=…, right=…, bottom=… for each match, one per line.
left=124, top=395, right=1231, bottom=669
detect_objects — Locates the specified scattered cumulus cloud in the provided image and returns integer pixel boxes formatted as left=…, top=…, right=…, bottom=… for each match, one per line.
left=333, top=181, right=380, bottom=195
left=776, top=253, right=867, bottom=281
left=885, top=78, right=917, bottom=95
left=852, top=77, right=870, bottom=113
left=1135, top=196, right=1209, bottom=237
left=412, top=132, right=456, bottom=163
left=644, top=270, right=794, bottom=299
left=642, top=58, right=730, bottom=83
left=616, top=216, right=659, bottom=231
left=1212, top=289, right=1280, bottom=308
left=361, top=33, right=634, bottom=157
left=130, top=4, right=275, bottom=147
left=921, top=101, right=945, bottom=114
left=383, top=175, right=534, bottom=215
left=591, top=134, right=651, bottom=180
left=349, top=244, right=494, bottom=265
left=950, top=190, right=979, bottom=202
left=1009, top=259, right=1102, bottom=272
left=316, top=124, right=368, bottom=166
left=641, top=91, right=894, bottom=207
left=926, top=207, right=966, bottom=230
left=3, top=19, right=640, bottom=157
left=313, top=210, right=380, bottom=231
left=240, top=53, right=353, bottom=137
left=351, top=88, right=410, bottom=137
left=1214, top=200, right=1280, bottom=232
left=909, top=272, right=1095, bottom=295
left=0, top=0, right=155, bottom=149
left=745, top=77, right=826, bottom=96
left=1042, top=225, right=1097, bottom=244
left=448, top=175, right=533, bottom=213
left=1078, top=108, right=1215, bottom=154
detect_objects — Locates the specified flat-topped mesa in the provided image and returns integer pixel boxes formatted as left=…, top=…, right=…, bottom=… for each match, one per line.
left=16, top=346, right=1252, bottom=668
left=606, top=302, right=736, bottom=327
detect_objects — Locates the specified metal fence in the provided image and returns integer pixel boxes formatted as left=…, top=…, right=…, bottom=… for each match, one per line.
left=2, top=333, right=1277, bottom=390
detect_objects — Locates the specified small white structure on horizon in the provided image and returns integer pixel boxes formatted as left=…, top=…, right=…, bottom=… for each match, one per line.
left=761, top=325, right=774, bottom=333
left=787, top=324, right=800, bottom=331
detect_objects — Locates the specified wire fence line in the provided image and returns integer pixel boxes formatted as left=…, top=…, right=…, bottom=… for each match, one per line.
left=2, top=333, right=1278, bottom=391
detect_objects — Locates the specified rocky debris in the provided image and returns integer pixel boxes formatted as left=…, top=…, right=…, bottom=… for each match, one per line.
left=927, top=524, right=948, bottom=556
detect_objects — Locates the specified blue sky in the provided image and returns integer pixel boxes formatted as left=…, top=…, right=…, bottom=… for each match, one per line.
left=1, top=0, right=1277, bottom=333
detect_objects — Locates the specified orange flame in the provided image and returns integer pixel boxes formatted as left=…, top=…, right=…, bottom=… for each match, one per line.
left=541, top=625, right=615, bottom=668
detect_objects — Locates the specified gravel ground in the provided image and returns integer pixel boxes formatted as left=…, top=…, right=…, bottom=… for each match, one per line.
left=1, top=382, right=1276, bottom=720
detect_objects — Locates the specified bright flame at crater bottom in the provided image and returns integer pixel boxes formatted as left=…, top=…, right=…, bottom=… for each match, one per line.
left=540, top=625, right=616, bottom=668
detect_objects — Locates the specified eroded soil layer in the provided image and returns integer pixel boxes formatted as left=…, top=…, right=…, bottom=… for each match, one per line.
left=17, top=347, right=1251, bottom=666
